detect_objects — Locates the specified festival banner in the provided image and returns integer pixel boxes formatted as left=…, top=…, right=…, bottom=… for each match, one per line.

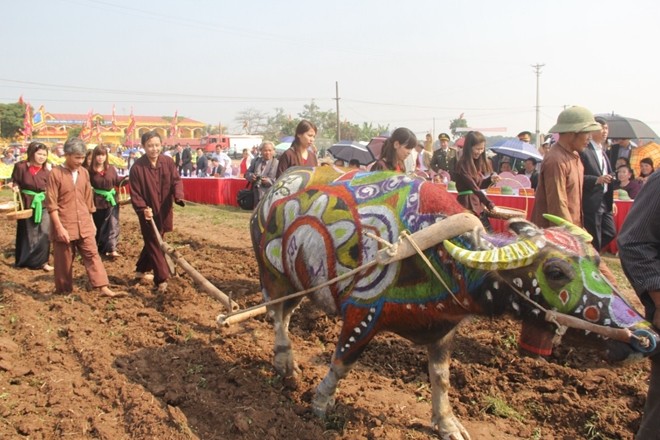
left=32, top=105, right=46, bottom=131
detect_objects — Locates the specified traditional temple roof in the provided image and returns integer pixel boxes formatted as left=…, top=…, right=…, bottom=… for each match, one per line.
left=45, top=113, right=206, bottom=126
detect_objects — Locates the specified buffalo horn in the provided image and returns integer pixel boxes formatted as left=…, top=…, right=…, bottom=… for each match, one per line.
left=443, top=238, right=542, bottom=270
left=542, top=214, right=593, bottom=243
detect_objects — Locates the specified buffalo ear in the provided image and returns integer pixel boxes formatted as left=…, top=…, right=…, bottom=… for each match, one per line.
left=508, top=219, right=541, bottom=238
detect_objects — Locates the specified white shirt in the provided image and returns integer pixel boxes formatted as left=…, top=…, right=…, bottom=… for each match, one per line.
left=593, top=142, right=608, bottom=193
left=214, top=152, right=232, bottom=177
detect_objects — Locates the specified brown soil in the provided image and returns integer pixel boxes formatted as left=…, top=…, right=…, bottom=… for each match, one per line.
left=0, top=205, right=651, bottom=440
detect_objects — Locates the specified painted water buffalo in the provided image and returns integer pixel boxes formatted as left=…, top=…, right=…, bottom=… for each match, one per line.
left=250, top=166, right=659, bottom=440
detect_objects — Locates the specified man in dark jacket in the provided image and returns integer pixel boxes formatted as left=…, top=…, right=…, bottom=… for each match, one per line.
left=618, top=170, right=660, bottom=440
left=579, top=116, right=615, bottom=251
left=430, top=133, right=457, bottom=177
left=195, top=148, right=208, bottom=177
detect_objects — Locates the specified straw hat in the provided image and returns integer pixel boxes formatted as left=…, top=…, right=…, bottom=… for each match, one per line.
left=549, top=106, right=601, bottom=134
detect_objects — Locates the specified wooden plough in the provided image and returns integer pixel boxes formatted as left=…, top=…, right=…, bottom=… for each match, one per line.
left=149, top=218, right=239, bottom=313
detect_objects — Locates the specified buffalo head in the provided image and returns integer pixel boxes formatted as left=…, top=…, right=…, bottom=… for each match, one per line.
left=443, top=214, right=659, bottom=360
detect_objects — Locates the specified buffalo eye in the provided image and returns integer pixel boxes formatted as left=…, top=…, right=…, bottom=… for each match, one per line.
left=546, top=268, right=566, bottom=281
left=542, top=259, right=575, bottom=288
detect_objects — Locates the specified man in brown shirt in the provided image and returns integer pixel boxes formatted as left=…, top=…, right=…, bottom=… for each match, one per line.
left=46, top=138, right=121, bottom=297
left=129, top=131, right=184, bottom=292
left=524, top=106, right=602, bottom=357
left=532, top=106, right=601, bottom=228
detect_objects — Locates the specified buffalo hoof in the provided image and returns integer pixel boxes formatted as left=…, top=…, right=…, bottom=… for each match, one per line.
left=273, top=351, right=299, bottom=378
left=311, top=392, right=335, bottom=419
left=434, top=415, right=471, bottom=440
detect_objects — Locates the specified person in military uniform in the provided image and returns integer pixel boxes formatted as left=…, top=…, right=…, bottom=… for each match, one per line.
left=430, top=133, right=457, bottom=177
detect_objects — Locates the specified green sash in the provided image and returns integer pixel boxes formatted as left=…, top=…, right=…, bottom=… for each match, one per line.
left=457, top=190, right=474, bottom=196
left=20, top=189, right=45, bottom=224
left=93, top=188, right=117, bottom=207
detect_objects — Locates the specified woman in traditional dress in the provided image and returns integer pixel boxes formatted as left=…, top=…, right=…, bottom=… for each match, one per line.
left=10, top=141, right=52, bottom=270
left=454, top=131, right=501, bottom=231
left=88, top=145, right=123, bottom=257
left=370, top=127, right=417, bottom=171
left=276, top=120, right=319, bottom=178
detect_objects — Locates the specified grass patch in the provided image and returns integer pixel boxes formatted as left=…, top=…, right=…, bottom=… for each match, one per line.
left=174, top=203, right=251, bottom=230
left=482, top=395, right=524, bottom=421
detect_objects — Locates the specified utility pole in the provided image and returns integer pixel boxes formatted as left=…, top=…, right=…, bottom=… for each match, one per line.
left=334, top=81, right=341, bottom=142
left=532, top=63, right=544, bottom=149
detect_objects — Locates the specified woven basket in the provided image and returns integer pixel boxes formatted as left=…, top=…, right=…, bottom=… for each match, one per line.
left=0, top=200, right=17, bottom=213
left=118, top=179, right=131, bottom=206
left=6, top=191, right=33, bottom=221
left=0, top=185, right=17, bottom=212
left=485, top=177, right=529, bottom=220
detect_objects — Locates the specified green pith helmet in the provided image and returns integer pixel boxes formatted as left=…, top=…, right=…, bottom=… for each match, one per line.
left=549, top=106, right=601, bottom=134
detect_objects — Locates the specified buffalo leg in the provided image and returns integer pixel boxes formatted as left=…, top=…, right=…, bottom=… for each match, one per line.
left=313, top=306, right=377, bottom=417
left=427, top=331, right=471, bottom=440
left=271, top=296, right=304, bottom=377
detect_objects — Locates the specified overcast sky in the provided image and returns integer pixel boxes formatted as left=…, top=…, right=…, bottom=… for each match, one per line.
left=2, top=0, right=659, bottom=138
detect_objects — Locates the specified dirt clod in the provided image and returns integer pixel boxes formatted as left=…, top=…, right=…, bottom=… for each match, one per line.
left=0, top=205, right=651, bottom=439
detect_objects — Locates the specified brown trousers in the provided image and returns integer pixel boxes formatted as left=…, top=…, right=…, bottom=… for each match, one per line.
left=135, top=218, right=170, bottom=285
left=53, top=235, right=109, bottom=293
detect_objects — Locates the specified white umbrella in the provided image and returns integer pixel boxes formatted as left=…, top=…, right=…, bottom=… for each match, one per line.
left=274, top=142, right=291, bottom=153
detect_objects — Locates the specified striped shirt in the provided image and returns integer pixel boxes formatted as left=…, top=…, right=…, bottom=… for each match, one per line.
left=617, top=170, right=660, bottom=319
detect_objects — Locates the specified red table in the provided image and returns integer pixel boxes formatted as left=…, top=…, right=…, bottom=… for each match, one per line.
left=604, top=200, right=633, bottom=254
left=446, top=191, right=632, bottom=254
left=181, top=177, right=248, bottom=208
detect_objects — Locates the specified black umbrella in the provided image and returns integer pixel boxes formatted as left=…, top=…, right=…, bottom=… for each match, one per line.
left=328, top=142, right=375, bottom=166
left=600, top=114, right=659, bottom=140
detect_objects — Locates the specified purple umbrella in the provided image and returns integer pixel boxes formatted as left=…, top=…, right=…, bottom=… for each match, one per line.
left=490, top=139, right=542, bottom=161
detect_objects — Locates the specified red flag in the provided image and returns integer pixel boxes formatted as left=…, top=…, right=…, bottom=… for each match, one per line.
left=95, top=119, right=103, bottom=142
left=80, top=109, right=94, bottom=141
left=22, top=102, right=33, bottom=139
left=18, top=95, right=24, bottom=106
left=111, top=104, right=117, bottom=129
left=169, top=110, right=179, bottom=139
left=125, top=108, right=136, bottom=142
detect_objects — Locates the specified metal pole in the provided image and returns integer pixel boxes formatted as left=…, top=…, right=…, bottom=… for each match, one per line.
left=334, top=81, right=341, bottom=142
left=532, top=63, right=545, bottom=149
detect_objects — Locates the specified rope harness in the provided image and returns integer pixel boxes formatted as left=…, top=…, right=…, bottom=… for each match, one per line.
left=501, top=277, right=651, bottom=350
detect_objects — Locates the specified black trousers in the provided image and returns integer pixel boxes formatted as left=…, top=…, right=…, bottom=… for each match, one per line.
left=636, top=354, right=660, bottom=440
left=583, top=202, right=616, bottom=252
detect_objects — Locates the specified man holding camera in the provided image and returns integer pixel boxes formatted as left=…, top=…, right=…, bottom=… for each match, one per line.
left=580, top=116, right=616, bottom=252
left=244, top=141, right=279, bottom=206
